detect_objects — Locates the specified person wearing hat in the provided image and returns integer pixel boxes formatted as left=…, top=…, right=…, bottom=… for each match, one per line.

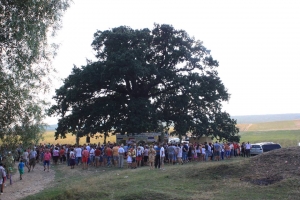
left=118, top=144, right=125, bottom=168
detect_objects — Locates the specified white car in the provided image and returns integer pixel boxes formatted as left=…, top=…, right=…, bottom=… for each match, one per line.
left=250, top=144, right=263, bottom=156
left=169, top=138, right=180, bottom=143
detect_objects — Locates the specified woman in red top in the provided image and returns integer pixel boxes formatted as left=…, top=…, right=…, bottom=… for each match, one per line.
left=43, top=149, right=52, bottom=172
left=94, top=148, right=101, bottom=167
left=82, top=147, right=89, bottom=170
left=59, top=147, right=65, bottom=164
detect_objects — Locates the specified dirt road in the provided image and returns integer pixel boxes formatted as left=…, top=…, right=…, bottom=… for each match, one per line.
left=0, top=162, right=55, bottom=200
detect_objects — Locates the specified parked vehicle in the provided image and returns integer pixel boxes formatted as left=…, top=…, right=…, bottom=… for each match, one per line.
left=169, top=138, right=180, bottom=144
left=250, top=144, right=263, bottom=156
left=262, top=143, right=281, bottom=152
left=250, top=142, right=281, bottom=156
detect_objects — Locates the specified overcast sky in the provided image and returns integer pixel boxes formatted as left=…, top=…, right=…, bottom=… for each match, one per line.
left=45, top=0, right=300, bottom=124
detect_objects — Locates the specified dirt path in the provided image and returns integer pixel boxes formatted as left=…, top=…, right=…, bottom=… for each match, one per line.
left=0, top=162, right=55, bottom=200
left=243, top=123, right=252, bottom=131
left=0, top=162, right=124, bottom=200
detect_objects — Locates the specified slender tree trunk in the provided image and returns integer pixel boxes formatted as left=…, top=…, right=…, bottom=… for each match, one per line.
left=104, top=132, right=107, bottom=144
left=76, top=132, right=80, bottom=146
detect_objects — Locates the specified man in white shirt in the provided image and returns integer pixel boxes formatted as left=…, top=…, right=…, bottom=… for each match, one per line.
left=89, top=147, right=95, bottom=166
left=176, top=144, right=183, bottom=164
left=86, top=144, right=91, bottom=152
left=245, top=142, right=252, bottom=157
left=22, top=149, right=30, bottom=172
left=160, top=144, right=165, bottom=170
left=75, top=146, right=82, bottom=165
left=118, top=144, right=125, bottom=168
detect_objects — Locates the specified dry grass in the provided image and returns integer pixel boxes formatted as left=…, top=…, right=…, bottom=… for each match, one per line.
left=238, top=120, right=300, bottom=132
left=40, top=131, right=116, bottom=145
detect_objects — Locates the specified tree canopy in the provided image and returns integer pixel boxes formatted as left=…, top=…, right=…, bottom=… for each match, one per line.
left=50, top=24, right=239, bottom=142
left=0, top=0, right=70, bottom=149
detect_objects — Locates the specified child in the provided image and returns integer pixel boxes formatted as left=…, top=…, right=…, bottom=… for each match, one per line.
left=18, top=160, right=25, bottom=180
left=127, top=151, right=132, bottom=169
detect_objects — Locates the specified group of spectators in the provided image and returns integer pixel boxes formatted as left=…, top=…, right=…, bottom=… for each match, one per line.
left=0, top=140, right=252, bottom=195
left=15, top=140, right=252, bottom=171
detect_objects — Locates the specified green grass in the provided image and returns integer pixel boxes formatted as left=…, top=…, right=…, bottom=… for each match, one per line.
left=239, top=130, right=300, bottom=147
left=22, top=157, right=300, bottom=200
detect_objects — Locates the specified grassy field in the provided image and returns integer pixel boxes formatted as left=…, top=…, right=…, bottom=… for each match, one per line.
left=41, top=121, right=300, bottom=147
left=23, top=147, right=300, bottom=200
left=239, top=130, right=300, bottom=147
left=237, top=120, right=300, bottom=132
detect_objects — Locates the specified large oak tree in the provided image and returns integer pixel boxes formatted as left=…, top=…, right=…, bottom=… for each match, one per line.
left=50, top=24, right=239, bottom=142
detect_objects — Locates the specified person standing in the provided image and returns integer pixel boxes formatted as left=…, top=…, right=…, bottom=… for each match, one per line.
left=127, top=151, right=132, bottom=169
left=167, top=143, right=175, bottom=165
left=136, top=147, right=143, bottom=167
left=18, top=160, right=25, bottom=180
left=118, top=144, right=125, bottom=168
left=213, top=141, right=221, bottom=161
left=94, top=147, right=101, bottom=167
left=143, top=146, right=149, bottom=166
left=131, top=146, right=137, bottom=169
left=52, top=147, right=59, bottom=165
left=224, top=143, right=231, bottom=159
left=106, top=145, right=113, bottom=167
left=182, top=142, right=189, bottom=162
left=241, top=142, right=246, bottom=157
left=82, top=147, right=89, bottom=170
left=69, top=148, right=76, bottom=169
left=112, top=144, right=119, bottom=167
left=160, top=144, right=165, bottom=169
left=59, top=147, right=65, bottom=164
left=176, top=144, right=183, bottom=165
left=43, top=149, right=52, bottom=172
left=89, top=146, right=95, bottom=166
left=29, top=148, right=37, bottom=171
left=245, top=142, right=252, bottom=157
left=22, top=149, right=30, bottom=172
left=201, top=144, right=206, bottom=161
left=148, top=145, right=156, bottom=170
left=154, top=144, right=161, bottom=169
left=75, top=146, right=82, bottom=166
left=0, top=163, right=6, bottom=194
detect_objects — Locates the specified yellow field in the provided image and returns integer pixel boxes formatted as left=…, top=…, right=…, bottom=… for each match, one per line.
left=237, top=120, right=300, bottom=132
left=40, top=131, right=116, bottom=145
left=41, top=120, right=300, bottom=145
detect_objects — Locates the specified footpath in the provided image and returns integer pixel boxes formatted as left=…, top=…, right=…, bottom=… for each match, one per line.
left=0, top=162, right=55, bottom=200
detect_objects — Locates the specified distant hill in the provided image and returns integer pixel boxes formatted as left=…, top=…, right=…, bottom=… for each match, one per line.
left=233, top=113, right=300, bottom=124
left=46, top=124, right=57, bottom=131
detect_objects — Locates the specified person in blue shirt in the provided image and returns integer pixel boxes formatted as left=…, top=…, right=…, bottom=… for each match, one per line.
left=154, top=144, right=161, bottom=169
left=18, top=160, right=25, bottom=180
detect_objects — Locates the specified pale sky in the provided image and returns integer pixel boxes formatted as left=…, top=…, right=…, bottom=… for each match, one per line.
left=45, top=0, right=300, bottom=124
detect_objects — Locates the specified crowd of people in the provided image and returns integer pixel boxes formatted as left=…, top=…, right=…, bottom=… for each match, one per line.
left=16, top=140, right=252, bottom=170
left=0, top=140, right=252, bottom=194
